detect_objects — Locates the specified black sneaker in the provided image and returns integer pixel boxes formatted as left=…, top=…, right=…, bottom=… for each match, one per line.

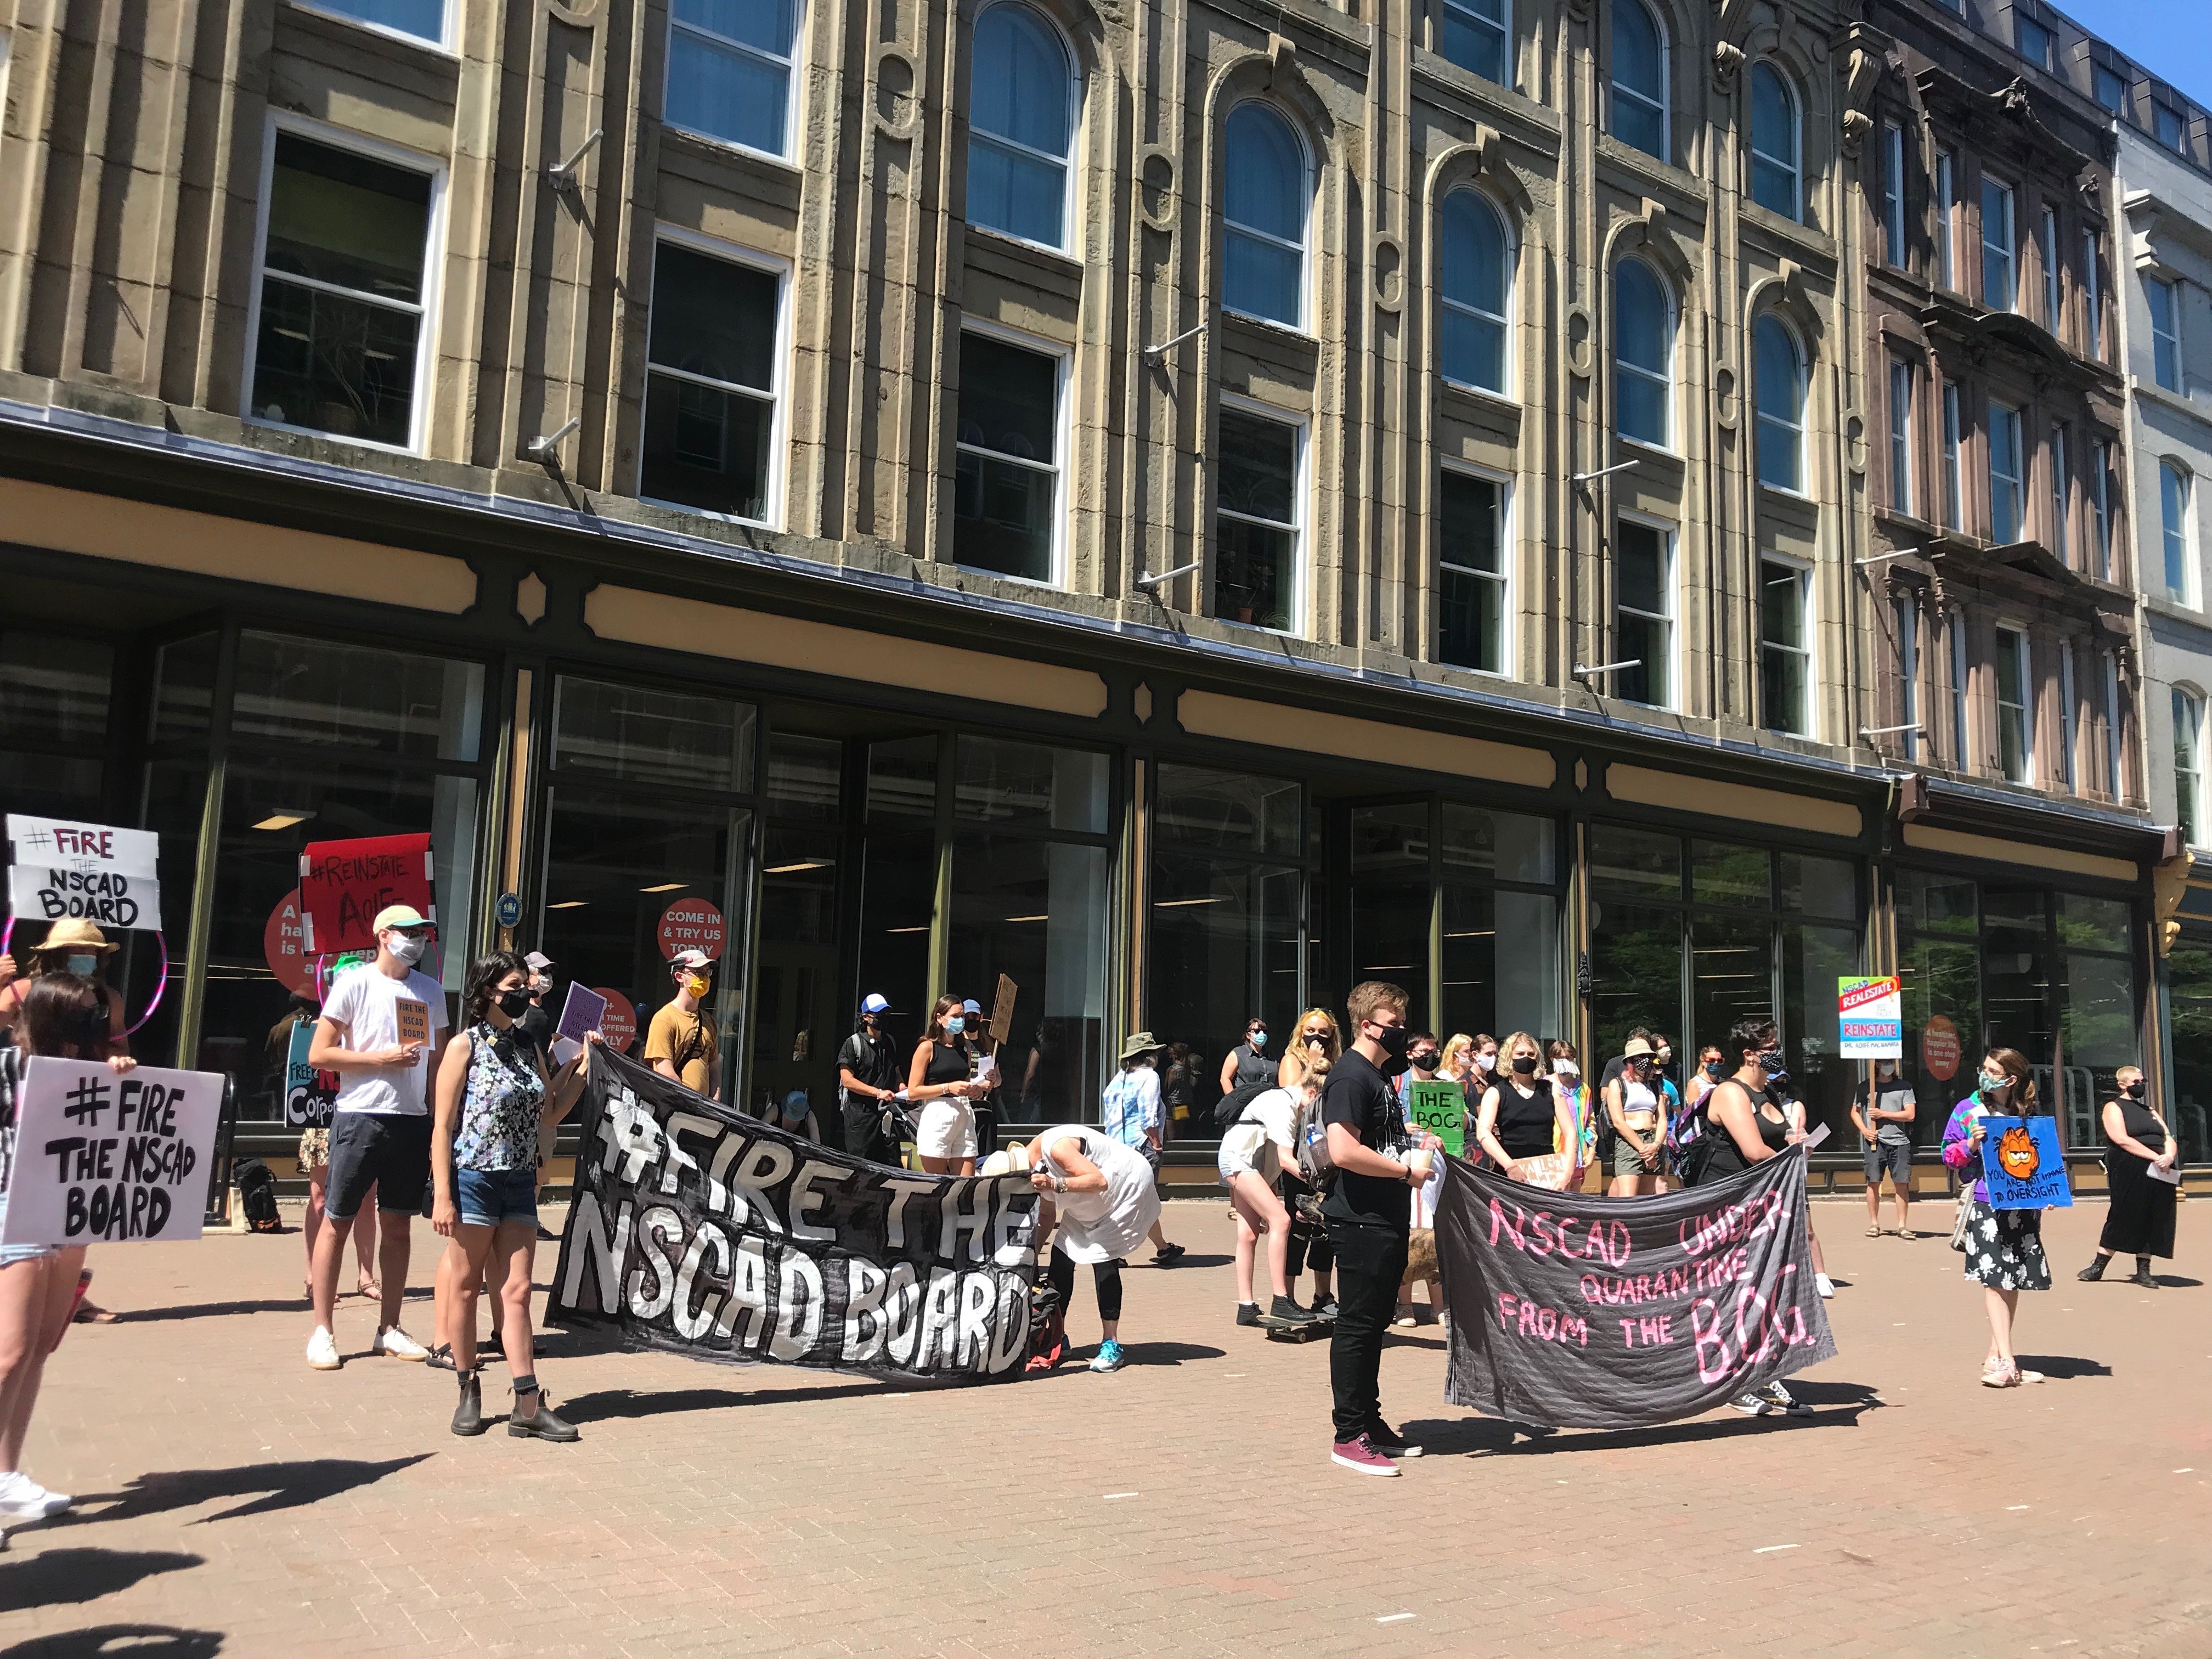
left=1313, top=1299, right=1339, bottom=1321
left=1152, top=1243, right=1186, bottom=1266
left=1262, top=1295, right=1318, bottom=1328
left=1235, top=1302, right=1261, bottom=1327
left=1758, top=1381, right=1812, bottom=1417
left=1365, top=1420, right=1423, bottom=1458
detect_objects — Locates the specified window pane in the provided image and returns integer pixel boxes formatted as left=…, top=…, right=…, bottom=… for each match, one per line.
left=1616, top=518, right=1664, bottom=613
left=553, top=676, right=755, bottom=791
left=1590, top=823, right=1680, bottom=898
left=2164, top=466, right=2191, bottom=596
left=1590, top=901, right=1681, bottom=1060
left=676, top=0, right=792, bottom=57
left=1224, top=104, right=1305, bottom=244
left=970, top=6, right=1070, bottom=156
left=958, top=332, right=1056, bottom=461
left=1779, top=853, right=1856, bottom=918
left=642, top=375, right=774, bottom=518
left=1441, top=308, right=1506, bottom=391
left=1981, top=180, right=2013, bottom=309
left=955, top=737, right=1107, bottom=833
left=1750, top=66, right=1797, bottom=220
left=251, top=278, right=420, bottom=444
left=1691, top=839, right=1771, bottom=909
left=153, top=633, right=219, bottom=746
left=1613, top=97, right=1665, bottom=159
left=954, top=451, right=1053, bottom=580
left=1693, top=910, right=1772, bottom=1064
left=1615, top=259, right=1671, bottom=445
left=313, top=0, right=443, bottom=38
left=1156, top=763, right=1301, bottom=857
left=1782, top=919, right=1860, bottom=1143
left=1215, top=518, right=1294, bottom=631
left=967, top=137, right=1066, bottom=247
left=264, top=136, right=430, bottom=303
left=232, top=631, right=482, bottom=763
left=1760, top=563, right=1805, bottom=648
left=1352, top=803, right=1434, bottom=1029
left=1439, top=469, right=1500, bottom=574
left=1755, top=317, right=1802, bottom=491
left=1149, top=851, right=1302, bottom=1125
left=1440, top=191, right=1508, bottom=318
left=2165, top=939, right=2212, bottom=1163
left=666, top=26, right=791, bottom=155
left=1223, top=229, right=1301, bottom=326
left=1441, top=803, right=1556, bottom=884
left=649, top=245, right=777, bottom=390
left=1761, top=631, right=1807, bottom=734
left=1439, top=0, right=1508, bottom=83
left=1218, top=409, right=1295, bottom=522
left=857, top=737, right=936, bottom=1030
left=1439, top=563, right=1503, bottom=673
left=1, top=631, right=112, bottom=749
left=1611, top=0, right=1666, bottom=159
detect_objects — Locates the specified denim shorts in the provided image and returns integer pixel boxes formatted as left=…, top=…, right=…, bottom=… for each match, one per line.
left=0, top=1190, right=57, bottom=1266
left=456, top=1166, right=538, bottom=1228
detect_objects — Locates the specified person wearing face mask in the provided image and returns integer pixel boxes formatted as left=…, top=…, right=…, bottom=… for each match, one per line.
left=1277, top=1007, right=1341, bottom=1090
left=1851, top=1058, right=1920, bottom=1238
left=2079, top=1066, right=2177, bottom=1288
left=646, top=950, right=721, bottom=1101
left=1471, top=1034, right=1500, bottom=1084
left=838, top=994, right=903, bottom=1165
left=0, top=919, right=131, bottom=1056
left=957, top=998, right=1002, bottom=1158
left=304, top=905, right=448, bottom=1371
left=1475, top=1032, right=1578, bottom=1189
left=1685, top=1045, right=1728, bottom=1110
left=1437, top=1034, right=1475, bottom=1087
left=1545, top=1040, right=1593, bottom=1177
left=1604, top=1037, right=1669, bottom=1196
left=1100, top=1033, right=1183, bottom=1265
left=1274, top=1008, right=1341, bottom=1314
left=430, top=952, right=591, bottom=1440
left=1941, top=1048, right=2051, bottom=1389
left=1220, top=1017, right=1275, bottom=1097
left=1392, top=1033, right=1445, bottom=1325
left=0, top=974, right=136, bottom=1523
left=910, top=995, right=986, bottom=1175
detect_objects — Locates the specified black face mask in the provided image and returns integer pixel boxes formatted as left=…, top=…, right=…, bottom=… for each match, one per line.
left=1704, top=1060, right=1726, bottom=1081
left=2121, top=1079, right=2145, bottom=1099
left=1373, top=1023, right=1412, bottom=1077
left=496, top=988, right=533, bottom=1020
left=1756, top=1049, right=1789, bottom=1084
left=1408, top=1050, right=1440, bottom=1071
left=1304, top=1033, right=1328, bottom=1051
left=1511, top=1054, right=1539, bottom=1076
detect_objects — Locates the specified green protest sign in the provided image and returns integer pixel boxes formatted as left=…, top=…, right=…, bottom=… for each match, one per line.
left=1407, top=1079, right=1465, bottom=1158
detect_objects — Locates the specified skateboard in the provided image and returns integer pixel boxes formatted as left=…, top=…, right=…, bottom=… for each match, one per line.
left=1263, top=1315, right=1335, bottom=1344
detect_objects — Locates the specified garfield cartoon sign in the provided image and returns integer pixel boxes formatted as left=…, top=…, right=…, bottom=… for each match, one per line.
left=1979, top=1116, right=2072, bottom=1210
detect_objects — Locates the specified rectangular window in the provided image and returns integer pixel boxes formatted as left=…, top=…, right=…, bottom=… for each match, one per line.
left=1950, top=613, right=1971, bottom=769
left=2178, top=689, right=2204, bottom=845
left=2105, top=650, right=2125, bottom=797
left=1440, top=0, right=1510, bottom=86
left=1613, top=518, right=1674, bottom=710
left=248, top=129, right=436, bottom=450
left=2094, top=64, right=2128, bottom=114
left=2016, top=14, right=2053, bottom=70
left=2050, top=421, right=2069, bottom=563
left=2156, top=103, right=2186, bottom=151
left=1982, top=178, right=2015, bottom=312
left=2040, top=205, right=2061, bottom=334
left=1882, top=123, right=1907, bottom=268
left=2092, top=439, right=2114, bottom=578
left=1214, top=407, right=1302, bottom=634
left=1889, top=358, right=1915, bottom=516
left=1996, top=627, right=2032, bottom=783
left=1936, top=151, right=1956, bottom=290
left=1438, top=469, right=1507, bottom=674
left=2166, top=462, right=2196, bottom=602
left=2059, top=642, right=2077, bottom=792
left=2083, top=230, right=2103, bottom=358
left=1760, top=558, right=1812, bottom=737
left=640, top=240, right=781, bottom=522
left=1895, top=596, right=1920, bottom=763
left=312, top=0, right=444, bottom=43
left=1989, top=400, right=2024, bottom=544
left=1942, top=381, right=1963, bottom=530
left=665, top=0, right=797, bottom=158
left=2148, top=276, right=2182, bottom=392
left=952, top=330, right=1062, bottom=583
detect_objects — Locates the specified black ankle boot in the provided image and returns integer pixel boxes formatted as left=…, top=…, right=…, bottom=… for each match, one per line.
left=509, top=1379, right=579, bottom=1443
left=2076, top=1256, right=2106, bottom=1283
left=2129, top=1257, right=2160, bottom=1288
left=451, top=1369, right=485, bottom=1437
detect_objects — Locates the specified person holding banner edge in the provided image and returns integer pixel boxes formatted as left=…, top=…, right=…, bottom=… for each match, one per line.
left=1941, top=1048, right=2051, bottom=1389
left=0, top=974, right=134, bottom=1522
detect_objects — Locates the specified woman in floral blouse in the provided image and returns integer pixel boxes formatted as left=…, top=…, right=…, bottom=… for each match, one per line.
left=1941, top=1046, right=2050, bottom=1390
left=430, top=951, right=590, bottom=1442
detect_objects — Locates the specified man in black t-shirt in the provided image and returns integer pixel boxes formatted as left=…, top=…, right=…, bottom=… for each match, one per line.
left=1322, top=980, right=1435, bottom=1477
left=838, top=995, right=903, bottom=1165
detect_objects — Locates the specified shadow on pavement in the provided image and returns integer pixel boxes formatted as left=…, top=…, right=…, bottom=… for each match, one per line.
left=2013, top=1355, right=2113, bottom=1379
left=5, top=1626, right=223, bottom=1658
left=559, top=1381, right=899, bottom=1422
left=0, top=1549, right=203, bottom=1612
left=1117, top=1341, right=1227, bottom=1366
left=1405, top=1395, right=1882, bottom=1457
left=115, top=1286, right=433, bottom=1325
left=1150, top=1254, right=1233, bottom=1269
left=57, top=1457, right=432, bottom=1527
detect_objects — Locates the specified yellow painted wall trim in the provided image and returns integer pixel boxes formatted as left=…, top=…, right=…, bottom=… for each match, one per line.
left=0, top=476, right=478, bottom=613
left=585, top=583, right=1111, bottom=718
left=1900, top=822, right=2139, bottom=884
left=1180, top=689, right=1555, bottom=787
left=1607, top=763, right=1864, bottom=839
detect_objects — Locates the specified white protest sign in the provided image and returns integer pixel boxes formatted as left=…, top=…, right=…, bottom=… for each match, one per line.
left=6, top=815, right=163, bottom=932
left=1, top=1058, right=222, bottom=1246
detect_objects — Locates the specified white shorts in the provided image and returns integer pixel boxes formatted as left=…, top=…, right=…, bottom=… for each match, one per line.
left=915, top=1099, right=977, bottom=1160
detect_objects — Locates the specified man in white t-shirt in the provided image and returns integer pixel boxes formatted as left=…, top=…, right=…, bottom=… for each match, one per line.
left=304, top=904, right=448, bottom=1370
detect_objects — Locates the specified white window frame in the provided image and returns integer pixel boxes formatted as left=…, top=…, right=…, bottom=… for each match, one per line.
left=1612, top=510, right=1678, bottom=711
left=2092, top=438, right=2114, bottom=579
left=1995, top=624, right=2034, bottom=783
left=1989, top=398, right=2025, bottom=544
left=1220, top=103, right=1312, bottom=333
left=1895, top=595, right=1920, bottom=763
left=286, top=0, right=455, bottom=54
left=1438, top=188, right=1514, bottom=397
left=964, top=1, right=1078, bottom=255
left=1609, top=0, right=1669, bottom=161
left=1436, top=460, right=1514, bottom=676
left=1758, top=552, right=1815, bottom=738
left=1440, top=0, right=1512, bottom=88
left=2049, top=421, right=2069, bottom=563
left=1882, top=122, right=1906, bottom=267
left=1613, top=256, right=1674, bottom=450
left=1889, top=357, right=1915, bottom=516
left=1755, top=313, right=1807, bottom=495
left=2083, top=229, right=2103, bottom=358
left=1936, top=150, right=1956, bottom=290
left=950, top=315, right=1070, bottom=588
left=2059, top=641, right=2077, bottom=792
left=638, top=225, right=793, bottom=532
left=663, top=0, right=800, bottom=162
left=1748, top=61, right=1801, bottom=222
left=2163, top=460, right=2196, bottom=605
left=2040, top=205, right=2061, bottom=335
left=1942, top=380, right=1963, bottom=531
left=2148, top=275, right=2182, bottom=393
left=1982, top=177, right=2016, bottom=312
left=2177, top=687, right=2205, bottom=844
left=1213, top=392, right=1308, bottom=637
left=1950, top=612, right=1972, bottom=769
left=242, top=112, right=448, bottom=458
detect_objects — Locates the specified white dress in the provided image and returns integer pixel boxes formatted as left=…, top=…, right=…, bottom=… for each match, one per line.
left=1036, top=1125, right=1160, bottom=1264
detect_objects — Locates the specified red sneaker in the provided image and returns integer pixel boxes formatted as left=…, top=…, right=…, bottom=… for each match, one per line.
left=1330, top=1434, right=1401, bottom=1477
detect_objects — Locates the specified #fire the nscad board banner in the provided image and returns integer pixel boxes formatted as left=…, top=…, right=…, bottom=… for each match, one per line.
left=551, top=1047, right=1042, bottom=1381
left=1437, top=1146, right=1837, bottom=1430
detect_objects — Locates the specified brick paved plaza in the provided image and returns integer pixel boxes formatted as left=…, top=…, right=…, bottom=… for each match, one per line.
left=0, top=1196, right=2205, bottom=1659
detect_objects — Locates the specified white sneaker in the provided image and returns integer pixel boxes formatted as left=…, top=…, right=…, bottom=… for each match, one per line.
left=373, top=1326, right=428, bottom=1361
left=0, top=1472, right=67, bottom=1521
left=306, top=1327, right=340, bottom=1370
left=1814, top=1273, right=1836, bottom=1299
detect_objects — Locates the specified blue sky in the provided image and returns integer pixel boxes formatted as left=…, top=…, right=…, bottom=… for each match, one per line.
left=2066, top=0, right=2212, bottom=109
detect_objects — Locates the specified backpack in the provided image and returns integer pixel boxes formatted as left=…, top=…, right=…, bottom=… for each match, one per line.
left=1212, top=1078, right=1277, bottom=1133
left=1294, top=1091, right=1340, bottom=1193
left=234, top=1157, right=282, bottom=1233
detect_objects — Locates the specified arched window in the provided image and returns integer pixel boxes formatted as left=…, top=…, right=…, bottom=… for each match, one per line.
left=1440, top=190, right=1511, bottom=393
left=1223, top=103, right=1310, bottom=328
left=2164, top=461, right=2195, bottom=602
left=1611, top=0, right=1667, bottom=160
left=1755, top=314, right=1806, bottom=493
left=967, top=5, right=1075, bottom=249
left=1613, top=258, right=1672, bottom=446
left=1749, top=63, right=1801, bottom=221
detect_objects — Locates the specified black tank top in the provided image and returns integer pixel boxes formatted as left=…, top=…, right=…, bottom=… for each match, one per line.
left=1696, top=1083, right=1791, bottom=1183
left=1492, top=1080, right=1556, bottom=1159
left=924, top=1041, right=968, bottom=1088
left=2107, top=1097, right=2166, bottom=1156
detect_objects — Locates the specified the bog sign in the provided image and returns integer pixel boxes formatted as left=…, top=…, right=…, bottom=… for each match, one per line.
left=1407, top=1079, right=1466, bottom=1158
left=300, top=834, right=434, bottom=957
left=6, top=815, right=163, bottom=932
left=2, top=1058, right=223, bottom=1246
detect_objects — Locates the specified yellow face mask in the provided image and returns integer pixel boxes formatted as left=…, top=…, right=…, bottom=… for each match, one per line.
left=685, top=974, right=712, bottom=1000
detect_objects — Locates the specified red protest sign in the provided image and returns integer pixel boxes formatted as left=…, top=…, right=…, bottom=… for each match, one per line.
left=299, top=834, right=434, bottom=956
left=1920, top=1015, right=1961, bottom=1082
left=657, top=898, right=725, bottom=961
left=597, top=989, right=638, bottom=1053
left=263, top=888, right=318, bottom=1000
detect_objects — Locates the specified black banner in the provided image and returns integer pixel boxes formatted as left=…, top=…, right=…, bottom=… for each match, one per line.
left=1437, top=1147, right=1837, bottom=1429
left=550, top=1048, right=1041, bottom=1380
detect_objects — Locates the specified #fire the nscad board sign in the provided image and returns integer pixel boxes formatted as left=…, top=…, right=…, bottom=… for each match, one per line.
left=550, top=1048, right=1042, bottom=1381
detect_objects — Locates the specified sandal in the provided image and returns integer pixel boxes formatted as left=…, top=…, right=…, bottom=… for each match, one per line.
left=1865, top=1225, right=1882, bottom=1238
left=72, top=1302, right=119, bottom=1325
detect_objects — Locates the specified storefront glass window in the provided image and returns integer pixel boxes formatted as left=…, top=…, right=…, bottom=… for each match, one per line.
left=1590, top=823, right=1681, bottom=899
left=1897, top=870, right=1982, bottom=1145
left=2165, top=938, right=2212, bottom=1164
left=1351, top=803, right=1432, bottom=1029
left=857, top=737, right=939, bottom=1035
left=1983, top=887, right=2052, bottom=1061
left=2055, top=892, right=2137, bottom=1147
left=152, top=633, right=218, bottom=746
left=1781, top=918, right=1859, bottom=1143
left=0, top=629, right=111, bottom=817
left=231, top=631, right=481, bottom=763
left=552, top=676, right=755, bottom=791
left=1691, top=838, right=1771, bottom=907
left=753, top=733, right=845, bottom=1120
left=1691, top=911, right=1771, bottom=1056
left=1591, top=903, right=1683, bottom=1059
left=1438, top=804, right=1560, bottom=1041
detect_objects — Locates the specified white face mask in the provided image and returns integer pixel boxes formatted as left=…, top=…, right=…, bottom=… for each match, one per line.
left=385, top=932, right=427, bottom=967
left=1553, top=1061, right=1581, bottom=1080
left=1475, top=1052, right=1496, bottom=1072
